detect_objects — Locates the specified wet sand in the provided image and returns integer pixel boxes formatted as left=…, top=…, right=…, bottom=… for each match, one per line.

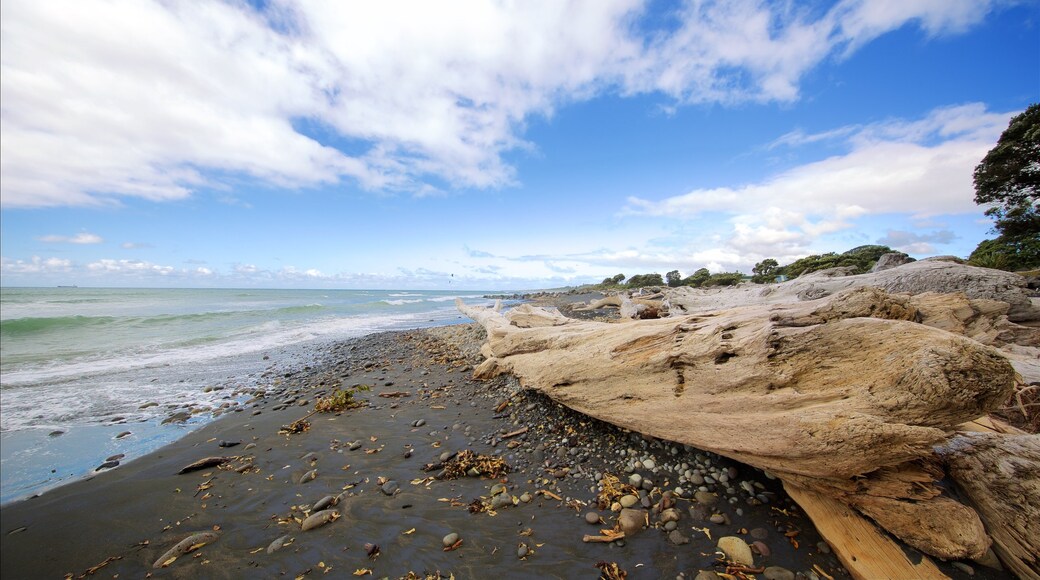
left=0, top=322, right=987, bottom=579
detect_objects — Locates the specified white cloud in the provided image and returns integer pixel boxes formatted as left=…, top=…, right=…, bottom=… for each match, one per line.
left=38, top=232, right=103, bottom=244
left=0, top=0, right=1005, bottom=208
left=87, top=259, right=175, bottom=275
left=624, top=103, right=1012, bottom=266
left=1, top=255, right=72, bottom=273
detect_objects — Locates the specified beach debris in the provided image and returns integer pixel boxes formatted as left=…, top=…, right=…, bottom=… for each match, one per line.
left=152, top=531, right=219, bottom=568
left=65, top=555, right=123, bottom=579
left=594, top=561, right=627, bottom=580
left=596, top=474, right=638, bottom=510
left=315, top=385, right=370, bottom=413
left=301, top=509, right=340, bottom=531
left=435, top=449, right=509, bottom=479
left=177, top=456, right=231, bottom=474
left=279, top=417, right=312, bottom=435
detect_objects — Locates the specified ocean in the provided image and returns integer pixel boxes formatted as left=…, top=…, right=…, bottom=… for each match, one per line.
left=0, top=287, right=497, bottom=504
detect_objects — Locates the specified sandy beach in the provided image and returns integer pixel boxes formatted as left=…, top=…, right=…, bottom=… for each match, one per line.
left=0, top=318, right=998, bottom=579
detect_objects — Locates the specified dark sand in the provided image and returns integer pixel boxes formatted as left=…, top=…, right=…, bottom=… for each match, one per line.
left=0, top=320, right=991, bottom=579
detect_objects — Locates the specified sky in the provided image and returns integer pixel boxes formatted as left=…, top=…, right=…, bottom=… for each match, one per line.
left=1, top=0, right=1037, bottom=290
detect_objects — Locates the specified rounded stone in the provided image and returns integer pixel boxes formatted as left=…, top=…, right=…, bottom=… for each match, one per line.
left=619, top=494, right=639, bottom=508
left=585, top=512, right=600, bottom=525
left=718, top=536, right=754, bottom=566
left=442, top=532, right=459, bottom=547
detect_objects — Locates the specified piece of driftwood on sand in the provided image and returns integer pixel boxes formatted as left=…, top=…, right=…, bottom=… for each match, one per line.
left=456, top=262, right=1039, bottom=579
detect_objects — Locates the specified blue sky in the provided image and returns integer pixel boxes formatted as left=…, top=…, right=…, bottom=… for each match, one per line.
left=1, top=0, right=1037, bottom=290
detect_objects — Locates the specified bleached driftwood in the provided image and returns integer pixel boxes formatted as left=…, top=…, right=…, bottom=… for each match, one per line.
left=941, top=432, right=1040, bottom=580
left=575, top=294, right=669, bottom=319
left=457, top=287, right=1022, bottom=564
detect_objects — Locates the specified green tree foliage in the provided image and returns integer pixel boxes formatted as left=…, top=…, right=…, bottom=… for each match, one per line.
left=665, top=269, right=682, bottom=287
left=782, top=245, right=895, bottom=278
left=703, top=272, right=745, bottom=287
left=612, top=273, right=626, bottom=285
left=751, top=258, right=779, bottom=284
left=973, top=103, right=1040, bottom=240
left=681, top=268, right=711, bottom=287
left=626, top=273, right=664, bottom=288
left=969, top=236, right=1040, bottom=271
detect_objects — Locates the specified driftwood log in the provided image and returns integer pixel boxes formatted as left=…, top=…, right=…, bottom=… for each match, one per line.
left=456, top=286, right=1029, bottom=572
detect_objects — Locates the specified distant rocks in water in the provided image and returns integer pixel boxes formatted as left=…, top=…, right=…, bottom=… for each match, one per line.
left=138, top=401, right=159, bottom=410
left=95, top=460, right=119, bottom=471
left=115, top=431, right=131, bottom=439
left=48, top=430, right=65, bottom=437
left=161, top=411, right=191, bottom=425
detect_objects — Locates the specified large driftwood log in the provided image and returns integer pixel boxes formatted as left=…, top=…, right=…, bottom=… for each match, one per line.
left=941, top=433, right=1040, bottom=580
left=457, top=287, right=1018, bottom=562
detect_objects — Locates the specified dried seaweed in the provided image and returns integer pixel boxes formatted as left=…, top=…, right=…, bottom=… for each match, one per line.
left=596, top=474, right=638, bottom=510
left=439, top=450, right=509, bottom=479
left=595, top=561, right=627, bottom=580
left=315, top=385, right=371, bottom=413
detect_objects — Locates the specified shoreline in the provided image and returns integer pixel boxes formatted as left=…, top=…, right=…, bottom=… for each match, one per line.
left=0, top=322, right=988, bottom=579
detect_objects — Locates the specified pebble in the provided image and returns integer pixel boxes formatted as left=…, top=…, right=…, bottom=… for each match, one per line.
left=695, top=491, right=718, bottom=506
left=628, top=473, right=642, bottom=487
left=709, top=514, right=726, bottom=525
left=95, top=460, right=119, bottom=471
left=115, top=431, right=131, bottom=439
left=517, top=544, right=529, bottom=558
left=585, top=512, right=600, bottom=525
left=667, top=530, right=689, bottom=545
left=442, top=532, right=459, bottom=547
left=380, top=480, right=399, bottom=496
left=664, top=521, right=678, bottom=531
left=763, top=567, right=795, bottom=580
left=301, top=509, right=338, bottom=531
left=717, top=536, right=754, bottom=566
left=266, top=534, right=292, bottom=554
left=151, top=532, right=219, bottom=568
left=491, top=494, right=513, bottom=510
left=694, top=572, right=722, bottom=580
left=218, top=440, right=240, bottom=448
left=519, top=492, right=532, bottom=503
left=299, top=469, right=317, bottom=483
left=349, top=441, right=362, bottom=451
left=413, top=419, right=426, bottom=428
left=816, top=540, right=832, bottom=554
left=618, top=508, right=647, bottom=536
left=751, top=540, right=770, bottom=556
left=642, top=459, right=656, bottom=469
left=49, top=430, right=65, bottom=437
left=750, top=527, right=769, bottom=539
left=312, top=495, right=337, bottom=511
left=105, top=453, right=125, bottom=462
left=951, top=562, right=974, bottom=576
left=619, top=494, right=639, bottom=508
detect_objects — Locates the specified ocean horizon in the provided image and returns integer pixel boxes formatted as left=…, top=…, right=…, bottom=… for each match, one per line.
left=0, top=286, right=502, bottom=504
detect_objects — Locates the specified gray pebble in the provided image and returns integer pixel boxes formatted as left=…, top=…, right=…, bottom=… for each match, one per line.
left=517, top=544, right=529, bottom=558
left=585, top=512, right=600, bottom=525
left=380, top=480, right=399, bottom=496
left=763, top=567, right=795, bottom=580
left=442, top=532, right=459, bottom=547
left=668, top=530, right=689, bottom=545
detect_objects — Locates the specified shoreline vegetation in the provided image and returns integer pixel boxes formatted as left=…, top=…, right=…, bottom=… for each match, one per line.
left=1, top=252, right=1037, bottom=579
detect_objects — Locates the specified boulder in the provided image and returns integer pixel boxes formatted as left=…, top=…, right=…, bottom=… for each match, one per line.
left=871, top=252, right=915, bottom=272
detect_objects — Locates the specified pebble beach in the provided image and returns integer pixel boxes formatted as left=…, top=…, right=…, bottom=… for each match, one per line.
left=0, top=315, right=997, bottom=579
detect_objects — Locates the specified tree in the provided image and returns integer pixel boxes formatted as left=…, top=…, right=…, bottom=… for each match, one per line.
left=626, top=273, right=664, bottom=288
left=974, top=103, right=1039, bottom=239
left=665, top=270, right=682, bottom=287
left=681, top=268, right=711, bottom=287
left=612, top=273, right=626, bottom=285
left=751, top=259, right=779, bottom=284
left=968, top=236, right=1040, bottom=272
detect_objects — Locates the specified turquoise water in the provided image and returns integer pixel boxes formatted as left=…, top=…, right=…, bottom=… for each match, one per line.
left=0, top=287, right=494, bottom=503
